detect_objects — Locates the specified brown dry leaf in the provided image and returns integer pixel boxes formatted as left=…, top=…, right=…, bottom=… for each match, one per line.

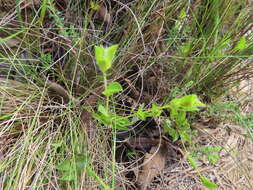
left=0, top=38, right=20, bottom=49
left=137, top=143, right=168, bottom=190
left=97, top=3, right=111, bottom=23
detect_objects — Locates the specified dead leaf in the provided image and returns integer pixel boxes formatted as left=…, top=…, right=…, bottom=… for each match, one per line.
left=97, top=3, right=111, bottom=23
left=1, top=38, right=20, bottom=48
left=137, top=143, right=168, bottom=190
left=47, top=80, right=72, bottom=103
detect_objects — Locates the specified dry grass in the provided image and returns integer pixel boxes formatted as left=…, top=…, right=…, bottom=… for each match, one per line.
left=0, top=0, right=253, bottom=189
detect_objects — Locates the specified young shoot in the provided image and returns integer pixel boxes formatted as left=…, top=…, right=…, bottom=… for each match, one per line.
left=94, top=44, right=122, bottom=113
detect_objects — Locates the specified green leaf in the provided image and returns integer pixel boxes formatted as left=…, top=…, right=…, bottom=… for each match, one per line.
left=107, top=45, right=118, bottom=64
left=94, top=45, right=118, bottom=73
left=201, top=146, right=221, bottom=153
left=98, top=105, right=108, bottom=116
left=179, top=8, right=187, bottom=19
left=0, top=113, right=13, bottom=120
left=102, top=82, right=123, bottom=96
left=98, top=104, right=108, bottom=116
left=111, top=114, right=131, bottom=130
left=136, top=104, right=148, bottom=121
left=58, top=154, right=88, bottom=175
left=187, top=155, right=197, bottom=169
left=200, top=176, right=218, bottom=189
left=180, top=94, right=205, bottom=108
left=212, top=146, right=222, bottom=152
left=150, top=104, right=163, bottom=117
left=207, top=154, right=219, bottom=164
left=0, top=30, right=23, bottom=45
left=90, top=1, right=100, bottom=10
left=176, top=111, right=186, bottom=123
left=185, top=80, right=194, bottom=88
left=170, top=98, right=181, bottom=110
left=57, top=158, right=73, bottom=171
left=61, top=171, right=75, bottom=181
left=93, top=112, right=111, bottom=126
left=51, top=141, right=62, bottom=148
left=180, top=131, right=191, bottom=142
left=181, top=43, right=191, bottom=54
left=235, top=37, right=247, bottom=51
left=93, top=105, right=111, bottom=125
left=170, top=94, right=205, bottom=112
left=86, top=167, right=96, bottom=178
left=94, top=109, right=131, bottom=130
left=95, top=46, right=107, bottom=72
left=127, top=151, right=136, bottom=158
left=75, top=154, right=88, bottom=169
left=163, top=119, right=179, bottom=141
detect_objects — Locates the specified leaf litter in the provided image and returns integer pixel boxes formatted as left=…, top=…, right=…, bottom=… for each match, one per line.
left=137, top=143, right=168, bottom=190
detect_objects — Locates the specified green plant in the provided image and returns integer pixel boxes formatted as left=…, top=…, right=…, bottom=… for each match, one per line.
left=39, top=0, right=48, bottom=24
left=164, top=95, right=218, bottom=189
left=206, top=102, right=253, bottom=141
left=199, top=146, right=222, bottom=164
left=90, top=1, right=100, bottom=11
left=187, top=152, right=218, bottom=190
left=57, top=154, right=88, bottom=181
left=93, top=45, right=217, bottom=189
left=93, top=44, right=124, bottom=189
left=187, top=145, right=222, bottom=189
left=1, top=1, right=252, bottom=189
left=57, top=154, right=111, bottom=190
left=165, top=94, right=205, bottom=142
left=230, top=105, right=253, bottom=140
left=93, top=44, right=127, bottom=130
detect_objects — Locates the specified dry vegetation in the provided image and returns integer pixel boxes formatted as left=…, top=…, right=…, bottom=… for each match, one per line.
left=0, top=0, right=253, bottom=189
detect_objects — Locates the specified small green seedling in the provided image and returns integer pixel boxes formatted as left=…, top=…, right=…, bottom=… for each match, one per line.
left=93, top=104, right=131, bottom=130
left=93, top=44, right=124, bottom=189
left=93, top=44, right=126, bottom=130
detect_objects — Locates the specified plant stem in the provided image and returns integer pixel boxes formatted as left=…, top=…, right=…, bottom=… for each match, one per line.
left=103, top=72, right=115, bottom=189
left=87, top=167, right=112, bottom=190
left=103, top=73, right=109, bottom=113
left=39, top=0, right=48, bottom=24
left=111, top=124, right=117, bottom=190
